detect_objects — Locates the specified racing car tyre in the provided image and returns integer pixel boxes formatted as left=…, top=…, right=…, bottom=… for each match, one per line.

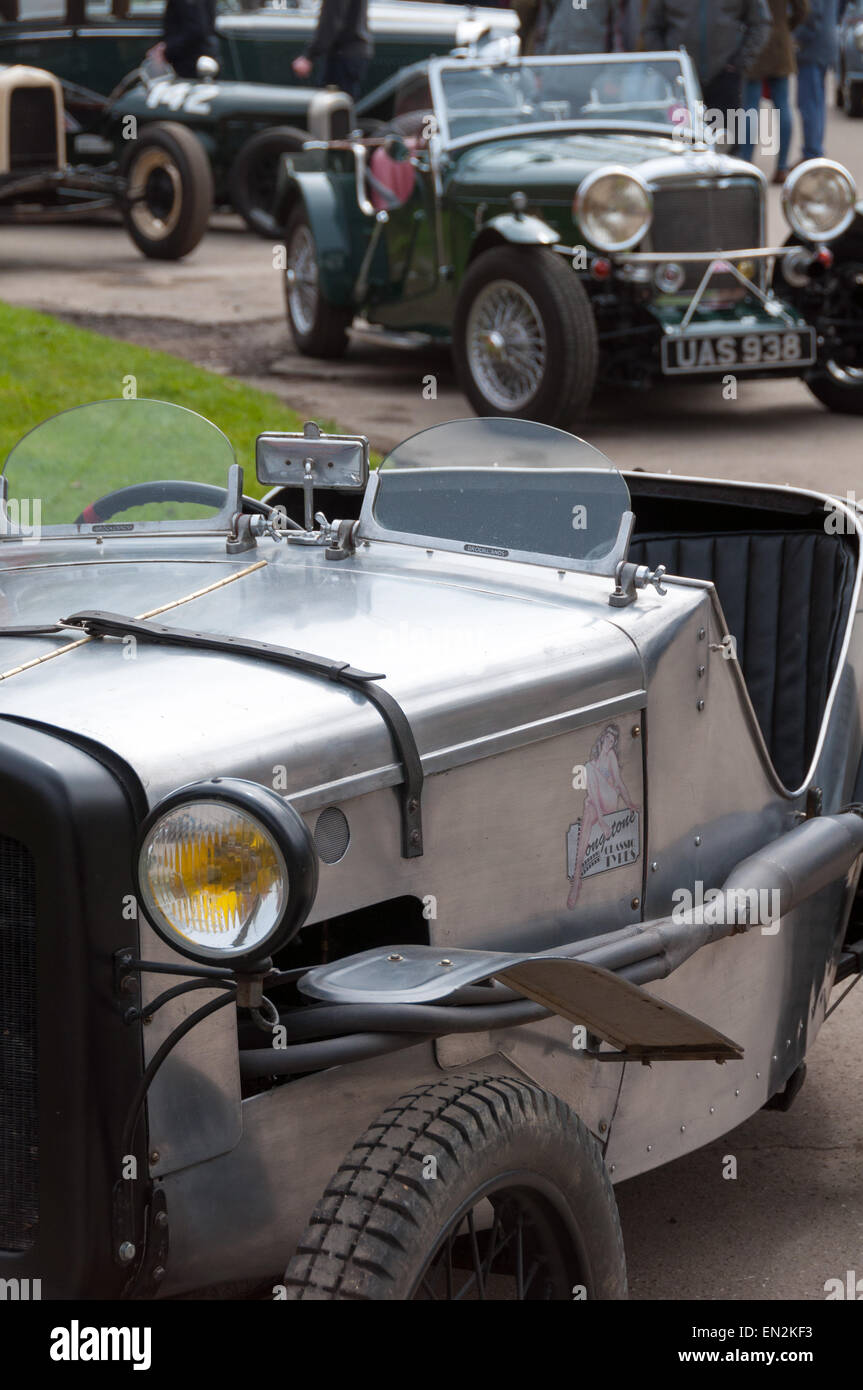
left=453, top=246, right=598, bottom=428
left=282, top=1073, right=627, bottom=1301
left=121, top=122, right=213, bottom=261
left=230, top=126, right=309, bottom=239
left=283, top=208, right=352, bottom=358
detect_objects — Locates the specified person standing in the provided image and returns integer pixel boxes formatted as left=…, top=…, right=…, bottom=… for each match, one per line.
left=537, top=0, right=620, bottom=54
left=641, top=0, right=772, bottom=151
left=740, top=0, right=809, bottom=182
left=151, top=0, right=218, bottom=78
left=794, top=0, right=839, bottom=160
left=291, top=0, right=372, bottom=100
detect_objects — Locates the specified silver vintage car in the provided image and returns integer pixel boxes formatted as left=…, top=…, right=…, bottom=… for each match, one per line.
left=1, top=398, right=862, bottom=1300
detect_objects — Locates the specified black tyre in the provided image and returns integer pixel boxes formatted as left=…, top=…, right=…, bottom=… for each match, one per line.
left=230, top=126, right=308, bottom=238
left=121, top=121, right=213, bottom=260
left=283, top=208, right=352, bottom=359
left=283, top=1073, right=627, bottom=1301
left=808, top=365, right=863, bottom=414
left=453, top=245, right=598, bottom=428
left=847, top=80, right=863, bottom=119
left=807, top=259, right=863, bottom=415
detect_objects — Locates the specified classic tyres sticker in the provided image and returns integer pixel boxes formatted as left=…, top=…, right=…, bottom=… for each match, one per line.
left=567, top=722, right=641, bottom=909
left=567, top=807, right=641, bottom=881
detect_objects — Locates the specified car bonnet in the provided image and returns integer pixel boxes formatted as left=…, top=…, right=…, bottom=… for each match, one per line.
left=0, top=537, right=646, bottom=810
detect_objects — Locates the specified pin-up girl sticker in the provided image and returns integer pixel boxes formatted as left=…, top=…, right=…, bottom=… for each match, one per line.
left=567, top=723, right=640, bottom=909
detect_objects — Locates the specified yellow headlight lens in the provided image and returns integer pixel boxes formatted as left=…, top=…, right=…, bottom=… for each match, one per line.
left=139, top=800, right=288, bottom=955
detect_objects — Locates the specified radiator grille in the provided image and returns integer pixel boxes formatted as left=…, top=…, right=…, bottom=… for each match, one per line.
left=0, top=836, right=38, bottom=1252
left=651, top=181, right=761, bottom=253
left=9, top=87, right=59, bottom=171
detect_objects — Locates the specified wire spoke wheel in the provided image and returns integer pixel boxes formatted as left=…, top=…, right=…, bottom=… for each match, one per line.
left=466, top=279, right=547, bottom=412
left=282, top=210, right=351, bottom=358
left=414, top=1183, right=579, bottom=1301
left=286, top=223, right=320, bottom=338
left=454, top=247, right=598, bottom=428
left=283, top=1074, right=627, bottom=1301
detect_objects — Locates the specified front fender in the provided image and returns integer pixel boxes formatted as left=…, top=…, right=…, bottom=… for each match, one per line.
left=469, top=211, right=559, bottom=261
left=275, top=167, right=367, bottom=306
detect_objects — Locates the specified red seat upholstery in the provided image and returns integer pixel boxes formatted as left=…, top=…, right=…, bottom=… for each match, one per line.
left=368, top=141, right=418, bottom=211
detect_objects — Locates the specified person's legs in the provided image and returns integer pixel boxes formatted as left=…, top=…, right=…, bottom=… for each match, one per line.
left=702, top=68, right=744, bottom=153
left=739, top=77, right=762, bottom=162
left=321, top=51, right=368, bottom=100
left=796, top=62, right=827, bottom=159
left=769, top=76, right=792, bottom=172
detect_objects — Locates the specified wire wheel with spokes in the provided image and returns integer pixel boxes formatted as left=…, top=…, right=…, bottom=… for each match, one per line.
left=454, top=246, right=598, bottom=428
left=466, top=280, right=548, bottom=414
left=283, top=1074, right=627, bottom=1302
left=416, top=1182, right=585, bottom=1301
left=283, top=208, right=352, bottom=358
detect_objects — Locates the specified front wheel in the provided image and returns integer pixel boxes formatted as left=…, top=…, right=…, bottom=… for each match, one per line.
left=806, top=259, right=863, bottom=415
left=283, top=1073, right=627, bottom=1301
left=808, top=360, right=863, bottom=414
left=453, top=245, right=598, bottom=428
left=230, top=126, right=308, bottom=238
left=283, top=209, right=352, bottom=358
left=121, top=122, right=213, bottom=260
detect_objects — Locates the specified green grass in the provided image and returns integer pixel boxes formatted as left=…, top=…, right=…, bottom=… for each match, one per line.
left=0, top=301, right=330, bottom=523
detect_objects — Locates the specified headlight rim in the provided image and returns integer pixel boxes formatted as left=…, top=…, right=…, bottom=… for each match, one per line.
left=781, top=157, right=857, bottom=243
left=135, top=777, right=319, bottom=968
left=574, top=165, right=654, bottom=254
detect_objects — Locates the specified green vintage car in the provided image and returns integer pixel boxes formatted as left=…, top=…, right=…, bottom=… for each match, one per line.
left=1, top=0, right=516, bottom=234
left=276, top=50, right=863, bottom=425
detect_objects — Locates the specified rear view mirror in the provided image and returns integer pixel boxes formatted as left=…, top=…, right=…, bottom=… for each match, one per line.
left=256, top=422, right=369, bottom=491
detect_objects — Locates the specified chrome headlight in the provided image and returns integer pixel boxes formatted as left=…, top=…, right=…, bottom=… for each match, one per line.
left=136, top=778, right=318, bottom=966
left=782, top=159, right=857, bottom=242
left=574, top=167, right=653, bottom=253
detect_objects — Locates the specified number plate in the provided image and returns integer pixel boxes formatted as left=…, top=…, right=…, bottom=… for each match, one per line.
left=661, top=327, right=816, bottom=375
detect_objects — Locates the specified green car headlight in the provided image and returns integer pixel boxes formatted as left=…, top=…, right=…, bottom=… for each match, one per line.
left=782, top=159, right=857, bottom=242
left=136, top=778, right=318, bottom=967
left=575, top=167, right=653, bottom=253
